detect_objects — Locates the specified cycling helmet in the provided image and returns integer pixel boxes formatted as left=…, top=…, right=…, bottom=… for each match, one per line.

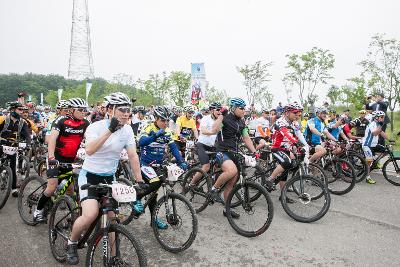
left=261, top=108, right=270, bottom=113
left=372, top=110, right=385, bottom=118
left=229, top=97, right=246, bottom=108
left=183, top=105, right=195, bottom=113
left=56, top=100, right=69, bottom=109
left=315, top=107, right=328, bottom=114
left=131, top=107, right=138, bottom=114
left=68, top=98, right=88, bottom=108
left=7, top=101, right=23, bottom=110
left=154, top=106, right=170, bottom=120
left=285, top=102, right=304, bottom=112
left=209, top=102, right=222, bottom=110
left=26, top=102, right=36, bottom=108
left=44, top=105, right=51, bottom=110
left=137, top=106, right=145, bottom=112
left=304, top=112, right=310, bottom=117
left=104, top=92, right=132, bottom=106
left=175, top=107, right=183, bottom=113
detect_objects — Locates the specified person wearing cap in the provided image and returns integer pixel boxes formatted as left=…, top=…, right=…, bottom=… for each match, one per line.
left=301, top=113, right=309, bottom=132
left=131, top=106, right=147, bottom=136
left=351, top=110, right=370, bottom=138
left=254, top=109, right=271, bottom=150
left=0, top=101, right=31, bottom=197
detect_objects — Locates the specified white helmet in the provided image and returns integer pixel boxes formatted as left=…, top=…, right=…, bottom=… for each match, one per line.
left=372, top=110, right=385, bottom=119
left=68, top=98, right=88, bottom=108
left=104, top=92, right=131, bottom=106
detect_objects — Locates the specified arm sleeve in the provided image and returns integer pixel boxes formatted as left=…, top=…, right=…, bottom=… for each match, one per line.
left=138, top=132, right=156, bottom=147
left=21, top=122, right=31, bottom=145
left=257, top=125, right=267, bottom=137
left=279, top=127, right=298, bottom=144
left=169, top=142, right=184, bottom=163
left=295, top=129, right=307, bottom=146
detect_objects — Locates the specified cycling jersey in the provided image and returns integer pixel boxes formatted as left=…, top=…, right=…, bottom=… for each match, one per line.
left=362, top=121, right=381, bottom=147
left=198, top=114, right=218, bottom=147
left=173, top=115, right=196, bottom=141
left=215, top=113, right=248, bottom=152
left=271, top=116, right=299, bottom=150
left=327, top=120, right=343, bottom=140
left=352, top=117, right=369, bottom=137
left=28, top=111, right=41, bottom=124
left=254, top=117, right=270, bottom=138
left=304, top=117, right=326, bottom=145
left=52, top=116, right=89, bottom=163
left=139, top=123, right=183, bottom=164
left=0, top=115, right=30, bottom=146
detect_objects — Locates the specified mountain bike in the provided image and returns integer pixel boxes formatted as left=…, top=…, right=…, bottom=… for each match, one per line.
left=369, top=141, right=400, bottom=186
left=0, top=145, right=15, bottom=209
left=181, top=151, right=273, bottom=237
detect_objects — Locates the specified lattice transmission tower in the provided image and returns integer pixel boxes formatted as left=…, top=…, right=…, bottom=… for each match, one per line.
left=68, top=0, right=94, bottom=80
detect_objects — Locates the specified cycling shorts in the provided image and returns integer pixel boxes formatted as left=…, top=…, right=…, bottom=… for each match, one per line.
left=78, top=169, right=115, bottom=202
left=196, top=142, right=216, bottom=165
left=363, top=145, right=385, bottom=160
left=215, top=151, right=240, bottom=170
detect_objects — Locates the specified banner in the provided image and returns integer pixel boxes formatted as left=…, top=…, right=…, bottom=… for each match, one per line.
left=40, top=93, right=43, bottom=105
left=28, top=95, right=32, bottom=102
left=86, top=82, right=92, bottom=102
left=57, top=89, right=63, bottom=102
left=190, top=63, right=207, bottom=106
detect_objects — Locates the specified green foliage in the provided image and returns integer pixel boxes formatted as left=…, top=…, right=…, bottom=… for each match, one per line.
left=283, top=47, right=335, bottom=109
left=237, top=60, right=273, bottom=107
left=206, top=85, right=228, bottom=105
left=169, top=71, right=191, bottom=106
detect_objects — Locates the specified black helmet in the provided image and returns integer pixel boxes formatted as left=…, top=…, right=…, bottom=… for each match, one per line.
left=209, top=102, right=222, bottom=110
left=7, top=101, right=23, bottom=110
left=154, top=106, right=170, bottom=120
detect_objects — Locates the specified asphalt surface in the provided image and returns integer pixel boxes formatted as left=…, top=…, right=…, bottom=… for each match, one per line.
left=1, top=171, right=400, bottom=267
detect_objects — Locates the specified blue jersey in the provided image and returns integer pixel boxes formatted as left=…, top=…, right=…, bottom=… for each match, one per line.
left=304, top=117, right=325, bottom=145
left=327, top=120, right=343, bottom=140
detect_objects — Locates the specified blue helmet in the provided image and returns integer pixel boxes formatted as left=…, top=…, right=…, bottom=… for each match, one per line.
left=229, top=98, right=246, bottom=108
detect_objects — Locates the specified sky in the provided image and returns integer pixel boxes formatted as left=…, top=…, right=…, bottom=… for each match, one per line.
left=1, top=0, right=399, bottom=107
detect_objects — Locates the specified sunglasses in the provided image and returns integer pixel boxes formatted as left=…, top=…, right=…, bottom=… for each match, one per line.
left=117, top=107, right=131, bottom=113
left=75, top=108, right=88, bottom=112
left=187, top=111, right=194, bottom=114
left=16, top=108, right=24, bottom=111
left=160, top=118, right=169, bottom=122
left=238, top=107, right=245, bottom=110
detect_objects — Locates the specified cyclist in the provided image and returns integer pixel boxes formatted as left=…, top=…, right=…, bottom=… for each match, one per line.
left=174, top=105, right=198, bottom=155
left=362, top=110, right=390, bottom=184
left=301, top=112, right=309, bottom=132
left=304, top=107, right=337, bottom=163
left=44, top=100, right=70, bottom=143
left=135, top=106, right=188, bottom=229
left=21, top=106, right=40, bottom=135
left=131, top=105, right=147, bottom=136
left=26, top=102, right=41, bottom=124
left=326, top=114, right=350, bottom=154
left=0, top=101, right=31, bottom=197
left=264, top=103, right=308, bottom=197
left=209, top=97, right=258, bottom=218
left=188, top=102, right=221, bottom=187
left=169, top=106, right=182, bottom=133
left=66, top=92, right=144, bottom=265
left=33, top=98, right=90, bottom=222
left=254, top=108, right=271, bottom=150
left=352, top=110, right=370, bottom=138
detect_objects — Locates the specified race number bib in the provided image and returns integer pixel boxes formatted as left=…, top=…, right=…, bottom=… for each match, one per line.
left=140, top=166, right=158, bottom=179
left=111, top=183, right=136, bottom=203
left=19, top=142, right=27, bottom=148
left=166, top=164, right=184, bottom=182
left=2, top=146, right=18, bottom=155
left=244, top=155, right=257, bottom=167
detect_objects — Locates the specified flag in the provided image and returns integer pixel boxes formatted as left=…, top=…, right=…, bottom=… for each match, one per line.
left=86, top=82, right=92, bottom=102
left=190, top=63, right=207, bottom=106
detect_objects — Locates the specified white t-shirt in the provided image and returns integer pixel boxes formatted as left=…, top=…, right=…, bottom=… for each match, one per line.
left=197, top=115, right=217, bottom=147
left=254, top=117, right=270, bottom=138
left=362, top=121, right=380, bottom=147
left=82, top=119, right=136, bottom=174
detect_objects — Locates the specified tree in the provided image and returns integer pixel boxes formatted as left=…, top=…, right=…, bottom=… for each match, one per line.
left=237, top=60, right=273, bottom=107
left=360, top=34, right=400, bottom=132
left=283, top=47, right=335, bottom=110
left=327, top=85, right=342, bottom=107
left=169, top=71, right=191, bottom=107
left=258, top=90, right=274, bottom=110
left=144, top=72, right=171, bottom=105
left=205, top=85, right=228, bottom=105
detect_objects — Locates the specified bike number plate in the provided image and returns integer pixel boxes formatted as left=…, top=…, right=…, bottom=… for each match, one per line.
left=166, top=164, right=184, bottom=181
left=111, top=183, right=136, bottom=203
left=141, top=166, right=157, bottom=179
left=19, top=142, right=27, bottom=148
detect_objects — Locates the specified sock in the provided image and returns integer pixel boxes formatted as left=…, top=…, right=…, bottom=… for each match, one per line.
left=37, top=193, right=51, bottom=210
left=68, top=239, right=78, bottom=245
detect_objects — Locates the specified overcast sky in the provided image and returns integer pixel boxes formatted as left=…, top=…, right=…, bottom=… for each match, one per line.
left=1, top=0, right=399, bottom=106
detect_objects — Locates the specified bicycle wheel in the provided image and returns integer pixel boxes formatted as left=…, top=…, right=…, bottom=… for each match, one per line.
left=48, top=195, right=77, bottom=263
left=324, top=159, right=356, bottom=195
left=18, top=155, right=30, bottom=180
left=152, top=192, right=198, bottom=253
left=382, top=157, right=400, bottom=186
left=0, top=166, right=13, bottom=209
left=225, top=181, right=273, bottom=237
left=86, top=224, right=147, bottom=267
left=180, top=167, right=210, bottom=213
left=115, top=177, right=135, bottom=225
left=17, top=174, right=46, bottom=225
left=341, top=151, right=368, bottom=183
left=281, top=175, right=330, bottom=223
left=293, top=163, right=327, bottom=200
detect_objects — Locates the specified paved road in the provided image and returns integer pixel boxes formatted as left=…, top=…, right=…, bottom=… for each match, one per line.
left=1, top=172, right=400, bottom=267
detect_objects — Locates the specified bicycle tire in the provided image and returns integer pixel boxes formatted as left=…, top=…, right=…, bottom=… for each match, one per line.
left=293, top=163, right=327, bottom=200
left=341, top=151, right=368, bottom=183
left=281, top=175, right=330, bottom=223
left=86, top=224, right=147, bottom=267
left=323, top=158, right=356, bottom=195
left=382, top=157, right=400, bottom=186
left=152, top=192, right=198, bottom=253
left=180, top=167, right=211, bottom=213
left=18, top=155, right=30, bottom=181
left=226, top=181, right=274, bottom=237
left=48, top=195, right=77, bottom=263
left=0, top=166, right=13, bottom=209
left=18, top=174, right=47, bottom=225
